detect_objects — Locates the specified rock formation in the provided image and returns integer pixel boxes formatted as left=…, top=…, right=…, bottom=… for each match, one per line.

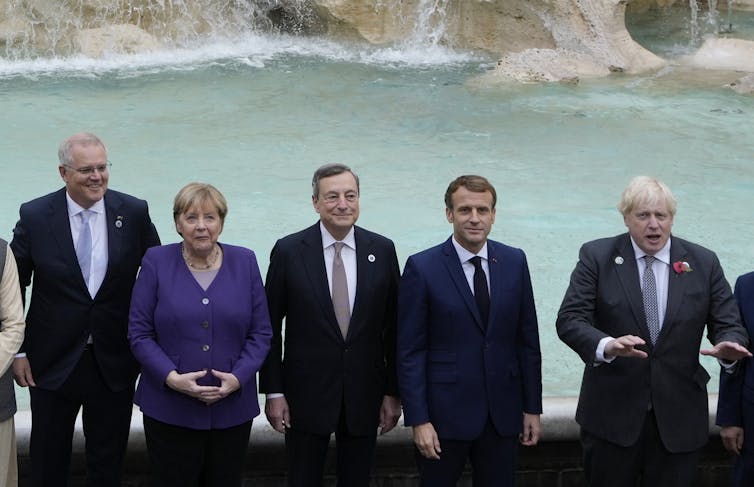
left=1, top=0, right=753, bottom=85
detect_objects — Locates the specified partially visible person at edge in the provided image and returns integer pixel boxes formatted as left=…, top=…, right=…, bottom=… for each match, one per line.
left=556, top=175, right=751, bottom=487
left=717, top=271, right=754, bottom=486
left=259, top=163, right=401, bottom=486
left=128, top=182, right=272, bottom=486
left=0, top=238, right=25, bottom=487
left=397, top=175, right=543, bottom=487
left=11, top=132, right=160, bottom=486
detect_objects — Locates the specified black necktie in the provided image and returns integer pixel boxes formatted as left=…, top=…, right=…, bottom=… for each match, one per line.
left=470, top=256, right=489, bottom=327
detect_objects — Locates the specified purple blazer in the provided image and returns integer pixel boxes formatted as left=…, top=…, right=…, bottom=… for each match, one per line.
left=128, top=242, right=272, bottom=430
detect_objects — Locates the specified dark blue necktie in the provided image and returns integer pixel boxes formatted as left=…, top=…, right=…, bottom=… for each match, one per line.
left=471, top=256, right=489, bottom=327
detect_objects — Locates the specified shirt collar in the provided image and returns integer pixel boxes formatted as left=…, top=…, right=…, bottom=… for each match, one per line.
left=66, top=192, right=105, bottom=217
left=629, top=235, right=671, bottom=265
left=320, top=222, right=356, bottom=250
left=451, top=236, right=488, bottom=264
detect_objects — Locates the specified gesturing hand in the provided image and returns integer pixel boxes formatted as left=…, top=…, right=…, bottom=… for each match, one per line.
left=604, top=335, right=648, bottom=359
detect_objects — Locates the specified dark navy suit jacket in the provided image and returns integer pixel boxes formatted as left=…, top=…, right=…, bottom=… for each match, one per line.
left=11, top=187, right=160, bottom=391
left=718, top=271, right=754, bottom=426
left=397, top=237, right=542, bottom=440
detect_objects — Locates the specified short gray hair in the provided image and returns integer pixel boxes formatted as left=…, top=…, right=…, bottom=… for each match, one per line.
left=311, top=163, right=360, bottom=199
left=58, top=133, right=106, bottom=166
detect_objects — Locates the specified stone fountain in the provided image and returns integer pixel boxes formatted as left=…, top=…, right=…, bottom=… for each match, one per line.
left=1, top=1, right=753, bottom=83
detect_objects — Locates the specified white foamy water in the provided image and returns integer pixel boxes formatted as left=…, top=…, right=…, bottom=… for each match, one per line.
left=0, top=34, right=482, bottom=79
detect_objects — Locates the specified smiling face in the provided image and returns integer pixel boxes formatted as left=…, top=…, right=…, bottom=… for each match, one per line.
left=59, top=142, right=109, bottom=208
left=623, top=201, right=674, bottom=255
left=312, top=171, right=360, bottom=241
left=446, top=186, right=496, bottom=254
left=175, top=201, right=224, bottom=258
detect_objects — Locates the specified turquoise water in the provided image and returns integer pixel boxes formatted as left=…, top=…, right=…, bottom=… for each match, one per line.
left=3, top=20, right=754, bottom=407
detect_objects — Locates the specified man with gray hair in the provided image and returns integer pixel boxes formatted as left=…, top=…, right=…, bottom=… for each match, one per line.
left=0, top=238, right=25, bottom=487
left=11, top=133, right=160, bottom=486
left=260, top=163, right=401, bottom=486
left=557, top=175, right=750, bottom=486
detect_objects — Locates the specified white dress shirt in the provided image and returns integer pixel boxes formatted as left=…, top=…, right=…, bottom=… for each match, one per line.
left=320, top=222, right=357, bottom=314
left=451, top=237, right=490, bottom=295
left=66, top=193, right=108, bottom=299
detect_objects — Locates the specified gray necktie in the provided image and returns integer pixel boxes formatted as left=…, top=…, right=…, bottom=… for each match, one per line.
left=642, top=255, right=660, bottom=344
left=332, top=242, right=350, bottom=339
left=76, top=210, right=93, bottom=284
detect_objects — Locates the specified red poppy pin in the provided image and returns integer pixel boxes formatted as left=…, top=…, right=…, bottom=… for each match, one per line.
left=672, top=261, right=692, bottom=274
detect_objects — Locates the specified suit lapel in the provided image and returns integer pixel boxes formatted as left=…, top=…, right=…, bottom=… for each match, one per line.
left=102, top=191, right=123, bottom=284
left=662, top=236, right=688, bottom=342
left=49, top=189, right=88, bottom=290
left=613, top=235, right=650, bottom=342
left=300, top=224, right=343, bottom=341
left=486, top=242, right=506, bottom=332
left=348, top=227, right=373, bottom=341
left=441, top=238, right=485, bottom=332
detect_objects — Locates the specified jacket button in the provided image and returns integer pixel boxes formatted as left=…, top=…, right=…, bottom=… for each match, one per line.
left=202, top=321, right=209, bottom=328
left=202, top=345, right=210, bottom=352
left=202, top=298, right=209, bottom=305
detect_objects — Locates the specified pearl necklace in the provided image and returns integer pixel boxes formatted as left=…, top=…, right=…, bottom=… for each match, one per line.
left=182, top=243, right=220, bottom=270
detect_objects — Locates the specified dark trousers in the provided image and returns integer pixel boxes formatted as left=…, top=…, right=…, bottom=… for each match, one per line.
left=284, top=411, right=377, bottom=487
left=581, top=410, right=701, bottom=487
left=29, top=348, right=134, bottom=487
left=732, top=398, right=754, bottom=487
left=143, top=415, right=252, bottom=487
left=415, top=419, right=517, bottom=487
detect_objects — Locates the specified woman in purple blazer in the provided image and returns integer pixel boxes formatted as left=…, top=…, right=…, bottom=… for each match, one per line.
left=128, top=183, right=272, bottom=486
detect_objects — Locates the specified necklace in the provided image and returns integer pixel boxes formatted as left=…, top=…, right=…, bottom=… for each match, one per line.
left=182, top=243, right=220, bottom=270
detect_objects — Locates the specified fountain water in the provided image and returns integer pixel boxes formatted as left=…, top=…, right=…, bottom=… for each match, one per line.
left=2, top=1, right=754, bottom=409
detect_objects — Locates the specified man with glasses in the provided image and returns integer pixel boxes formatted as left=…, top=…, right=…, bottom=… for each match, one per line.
left=260, top=163, right=401, bottom=486
left=11, top=133, right=160, bottom=486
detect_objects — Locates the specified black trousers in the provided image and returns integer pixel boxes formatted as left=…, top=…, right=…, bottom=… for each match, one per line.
left=143, top=415, right=253, bottom=487
left=284, top=410, right=377, bottom=487
left=415, top=418, right=517, bottom=487
left=29, top=348, right=134, bottom=487
left=581, top=410, right=701, bottom=487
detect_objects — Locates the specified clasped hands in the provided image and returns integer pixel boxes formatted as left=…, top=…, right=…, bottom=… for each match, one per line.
left=165, top=369, right=240, bottom=405
left=605, top=336, right=752, bottom=361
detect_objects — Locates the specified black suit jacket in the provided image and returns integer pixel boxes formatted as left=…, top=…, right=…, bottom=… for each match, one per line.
left=11, top=188, right=160, bottom=391
left=557, top=233, right=747, bottom=453
left=259, top=223, right=400, bottom=436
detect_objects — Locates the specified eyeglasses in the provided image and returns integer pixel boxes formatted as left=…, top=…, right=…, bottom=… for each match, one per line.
left=63, top=162, right=111, bottom=176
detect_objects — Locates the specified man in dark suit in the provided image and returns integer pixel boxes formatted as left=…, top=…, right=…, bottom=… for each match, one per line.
left=11, top=132, right=160, bottom=486
left=717, top=272, right=754, bottom=486
left=259, top=163, right=401, bottom=487
left=397, top=175, right=543, bottom=487
left=557, top=175, right=750, bottom=487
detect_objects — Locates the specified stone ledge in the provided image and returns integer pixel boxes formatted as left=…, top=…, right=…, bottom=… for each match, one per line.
left=14, top=395, right=734, bottom=486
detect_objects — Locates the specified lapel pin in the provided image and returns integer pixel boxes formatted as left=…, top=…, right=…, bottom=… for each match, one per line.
left=368, top=254, right=376, bottom=262
left=115, top=216, right=123, bottom=228
left=614, top=256, right=624, bottom=265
